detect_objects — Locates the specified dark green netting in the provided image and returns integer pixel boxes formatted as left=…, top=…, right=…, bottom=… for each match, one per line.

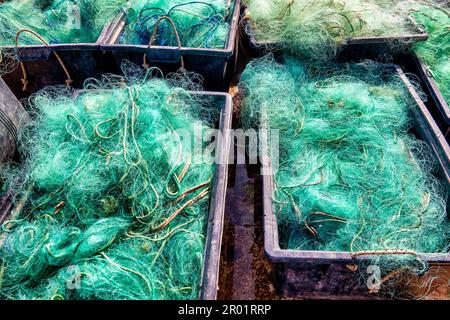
left=0, top=65, right=220, bottom=299
left=0, top=0, right=127, bottom=44
left=120, top=0, right=234, bottom=49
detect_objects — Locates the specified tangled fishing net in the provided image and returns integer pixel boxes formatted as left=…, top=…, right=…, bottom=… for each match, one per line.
left=0, top=0, right=127, bottom=76
left=0, top=0, right=126, bottom=45
left=120, top=0, right=234, bottom=48
left=410, top=1, right=450, bottom=104
left=243, top=0, right=425, bottom=59
left=239, top=55, right=450, bottom=295
left=0, top=64, right=221, bottom=300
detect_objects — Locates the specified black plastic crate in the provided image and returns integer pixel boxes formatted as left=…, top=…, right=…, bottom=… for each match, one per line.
left=100, top=0, right=241, bottom=91
left=259, top=65, right=450, bottom=297
left=0, top=22, right=115, bottom=100
left=0, top=87, right=232, bottom=300
left=242, top=7, right=428, bottom=60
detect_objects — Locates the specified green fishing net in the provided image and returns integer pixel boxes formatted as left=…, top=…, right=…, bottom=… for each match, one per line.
left=0, top=0, right=127, bottom=45
left=411, top=1, right=450, bottom=104
left=120, top=0, right=234, bottom=48
left=0, top=65, right=220, bottom=300
left=239, top=55, right=449, bottom=294
left=243, top=0, right=423, bottom=59
left=0, top=0, right=128, bottom=76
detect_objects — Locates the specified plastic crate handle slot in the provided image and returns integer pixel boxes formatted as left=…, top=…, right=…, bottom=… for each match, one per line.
left=143, top=16, right=185, bottom=71
left=15, top=29, right=73, bottom=91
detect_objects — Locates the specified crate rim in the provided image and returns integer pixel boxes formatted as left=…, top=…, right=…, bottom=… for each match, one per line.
left=199, top=91, right=232, bottom=300
left=261, top=64, right=450, bottom=265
